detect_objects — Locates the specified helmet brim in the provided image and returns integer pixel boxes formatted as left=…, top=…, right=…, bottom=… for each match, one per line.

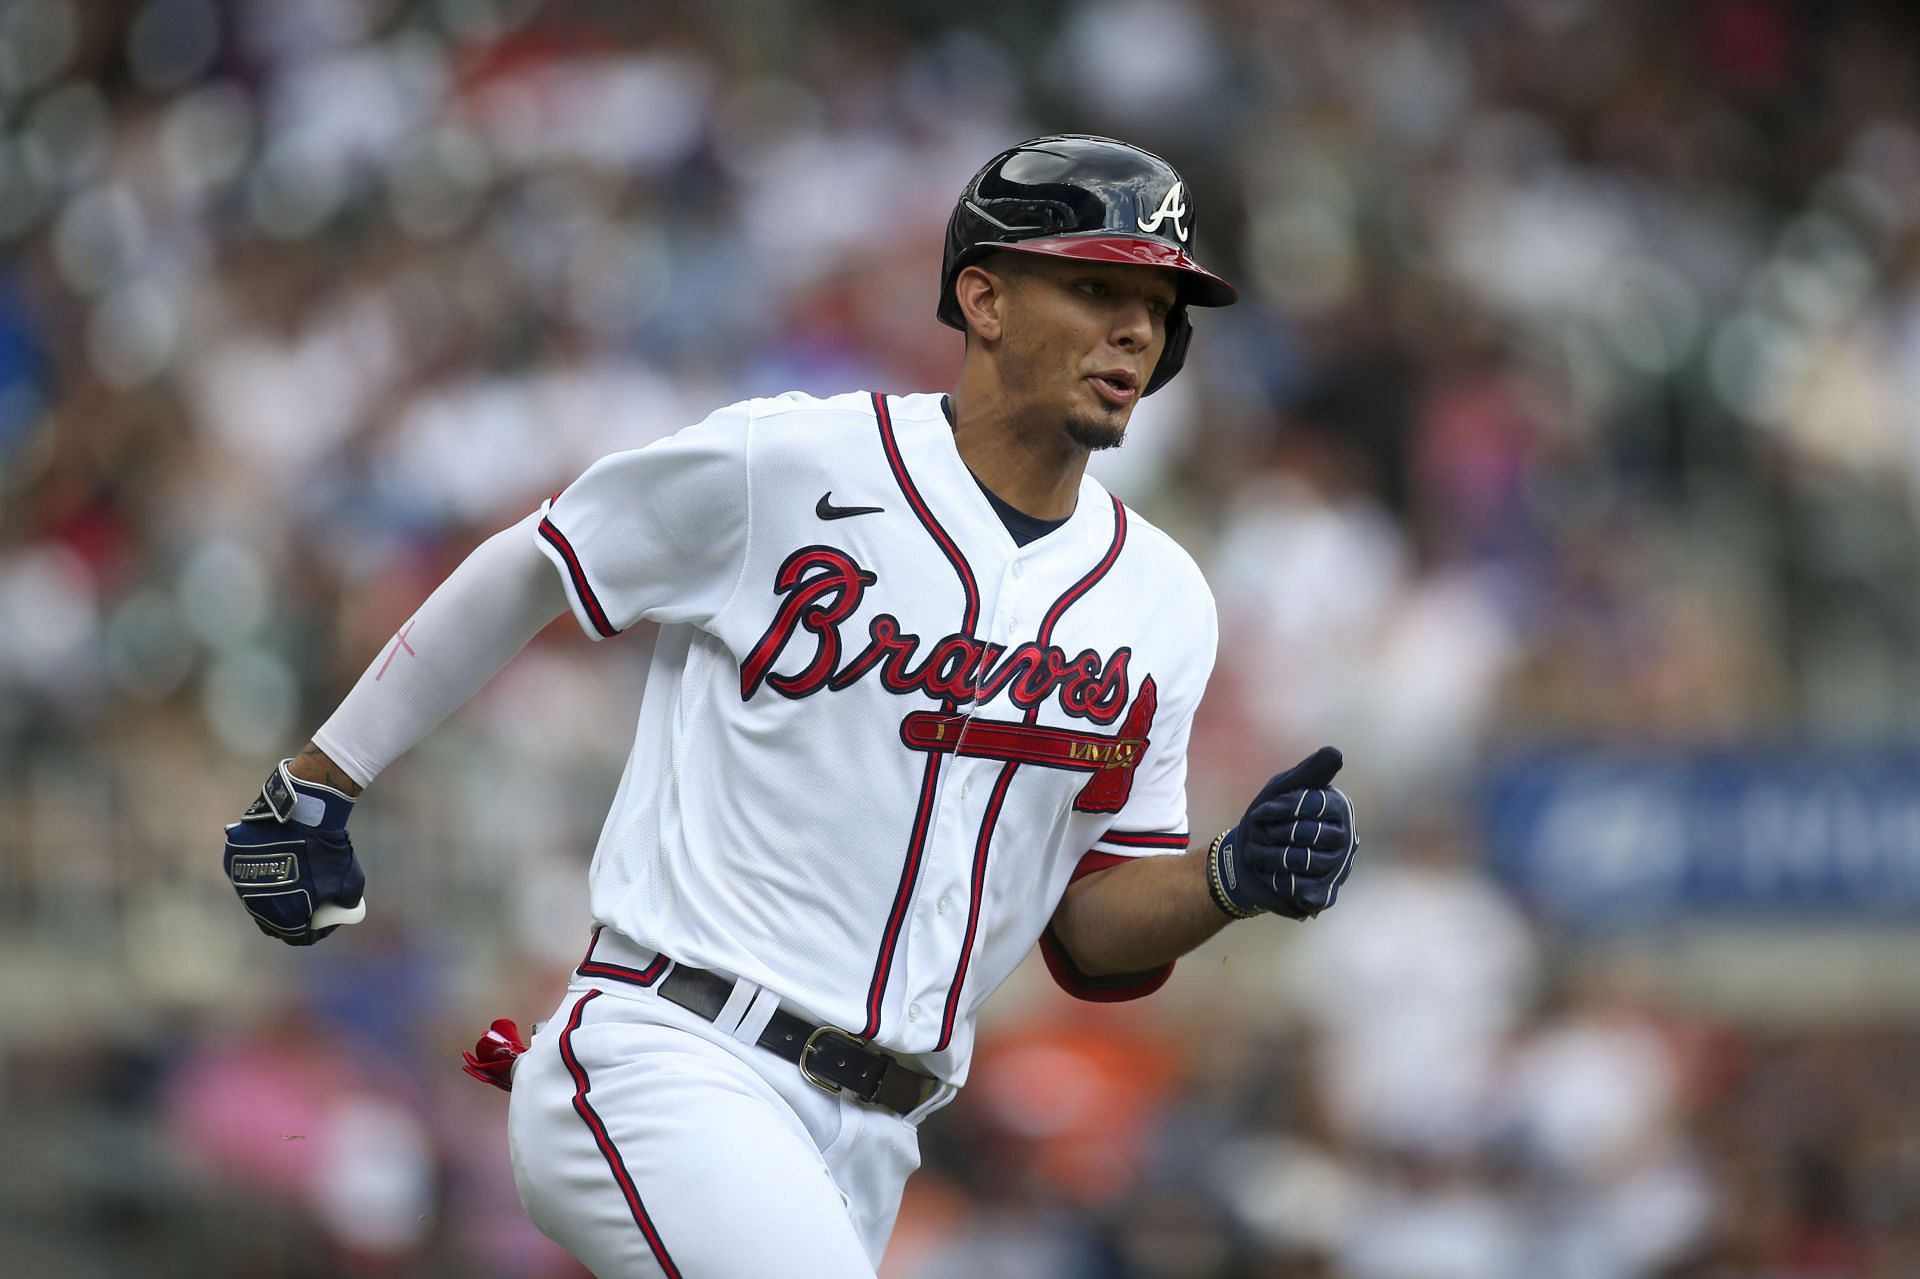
left=994, top=235, right=1238, bottom=309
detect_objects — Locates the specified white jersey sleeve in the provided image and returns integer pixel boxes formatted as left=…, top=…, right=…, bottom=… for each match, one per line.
left=536, top=402, right=753, bottom=639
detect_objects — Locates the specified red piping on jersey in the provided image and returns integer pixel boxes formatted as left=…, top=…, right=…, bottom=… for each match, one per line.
left=935, top=496, right=1130, bottom=1050
left=1037, top=497, right=1128, bottom=641
left=574, top=925, right=669, bottom=987
left=1101, top=829, right=1191, bottom=850
left=870, top=393, right=981, bottom=629
left=934, top=759, right=1018, bottom=1048
left=558, top=990, right=683, bottom=1278
left=539, top=516, right=619, bottom=638
left=863, top=392, right=981, bottom=1040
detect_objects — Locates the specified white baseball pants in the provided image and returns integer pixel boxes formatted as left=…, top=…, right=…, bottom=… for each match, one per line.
left=507, top=965, right=934, bottom=1277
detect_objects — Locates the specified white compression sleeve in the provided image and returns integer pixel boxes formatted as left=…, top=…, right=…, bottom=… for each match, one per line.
left=312, top=510, right=570, bottom=788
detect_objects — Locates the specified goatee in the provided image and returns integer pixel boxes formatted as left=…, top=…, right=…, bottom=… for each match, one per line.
left=1064, top=413, right=1126, bottom=452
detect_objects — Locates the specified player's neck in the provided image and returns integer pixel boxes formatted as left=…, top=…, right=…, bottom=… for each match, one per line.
left=944, top=382, right=1087, bottom=522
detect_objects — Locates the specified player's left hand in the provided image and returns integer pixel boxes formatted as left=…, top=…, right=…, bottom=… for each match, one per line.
left=1210, top=746, right=1358, bottom=920
left=222, top=759, right=367, bottom=946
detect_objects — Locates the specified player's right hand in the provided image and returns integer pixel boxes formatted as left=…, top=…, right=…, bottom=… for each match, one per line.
left=222, top=759, right=367, bottom=946
left=1210, top=746, right=1358, bottom=920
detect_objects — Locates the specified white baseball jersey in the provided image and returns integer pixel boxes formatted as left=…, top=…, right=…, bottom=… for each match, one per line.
left=532, top=390, right=1218, bottom=1085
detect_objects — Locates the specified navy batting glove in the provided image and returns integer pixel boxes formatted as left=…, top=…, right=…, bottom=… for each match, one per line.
left=223, top=760, right=366, bottom=947
left=1208, top=746, right=1358, bottom=920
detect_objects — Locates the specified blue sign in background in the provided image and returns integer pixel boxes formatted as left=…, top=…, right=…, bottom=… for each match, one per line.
left=1481, top=750, right=1920, bottom=927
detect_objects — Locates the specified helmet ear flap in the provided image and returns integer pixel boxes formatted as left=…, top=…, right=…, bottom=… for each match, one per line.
left=1144, top=306, right=1192, bottom=396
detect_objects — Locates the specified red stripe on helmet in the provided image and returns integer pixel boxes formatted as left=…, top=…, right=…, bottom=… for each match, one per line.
left=996, top=236, right=1238, bottom=306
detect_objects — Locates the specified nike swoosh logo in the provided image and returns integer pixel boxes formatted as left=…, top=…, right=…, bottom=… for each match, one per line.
left=816, top=492, right=885, bottom=520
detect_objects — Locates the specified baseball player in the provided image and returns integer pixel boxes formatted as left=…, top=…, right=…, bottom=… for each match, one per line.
left=222, top=135, right=1359, bottom=1277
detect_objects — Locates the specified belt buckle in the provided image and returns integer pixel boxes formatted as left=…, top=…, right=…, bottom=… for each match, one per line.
left=800, top=1025, right=860, bottom=1096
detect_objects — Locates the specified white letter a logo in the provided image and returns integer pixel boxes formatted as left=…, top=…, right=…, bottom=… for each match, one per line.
left=1136, top=182, right=1189, bottom=242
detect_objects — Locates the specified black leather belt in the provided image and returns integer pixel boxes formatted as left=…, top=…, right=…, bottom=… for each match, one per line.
left=657, top=963, right=939, bottom=1118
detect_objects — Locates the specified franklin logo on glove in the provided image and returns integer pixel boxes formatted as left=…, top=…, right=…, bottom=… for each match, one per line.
left=227, top=854, right=299, bottom=885
left=222, top=759, right=367, bottom=946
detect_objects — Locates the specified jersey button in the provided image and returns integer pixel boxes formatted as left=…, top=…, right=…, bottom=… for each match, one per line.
left=1012, top=562, right=1025, bottom=579
left=960, top=780, right=972, bottom=798
left=937, top=895, right=951, bottom=914
left=907, top=1004, right=920, bottom=1021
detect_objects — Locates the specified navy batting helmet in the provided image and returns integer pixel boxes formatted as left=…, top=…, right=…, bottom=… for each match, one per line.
left=937, top=134, right=1238, bottom=395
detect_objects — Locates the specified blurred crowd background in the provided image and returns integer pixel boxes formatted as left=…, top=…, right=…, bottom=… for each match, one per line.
left=6, top=0, right=1920, bottom=1275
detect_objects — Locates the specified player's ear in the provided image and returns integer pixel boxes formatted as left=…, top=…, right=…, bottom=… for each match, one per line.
left=953, top=262, right=1009, bottom=343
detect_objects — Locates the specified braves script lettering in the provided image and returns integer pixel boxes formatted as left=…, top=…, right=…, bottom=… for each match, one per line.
left=742, top=546, right=1132, bottom=725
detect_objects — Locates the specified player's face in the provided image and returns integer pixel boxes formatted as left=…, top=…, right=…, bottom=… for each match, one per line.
left=996, top=256, right=1177, bottom=451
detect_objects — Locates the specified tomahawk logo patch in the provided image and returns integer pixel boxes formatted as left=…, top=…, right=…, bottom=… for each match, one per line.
left=1136, top=182, right=1189, bottom=242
